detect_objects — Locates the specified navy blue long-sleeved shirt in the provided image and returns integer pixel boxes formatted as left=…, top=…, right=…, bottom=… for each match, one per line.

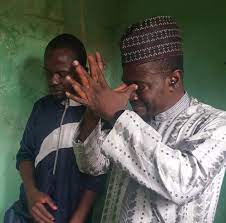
left=15, top=95, right=104, bottom=222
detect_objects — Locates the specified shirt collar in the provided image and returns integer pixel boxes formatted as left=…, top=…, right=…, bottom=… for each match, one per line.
left=154, top=92, right=190, bottom=122
left=61, top=99, right=81, bottom=107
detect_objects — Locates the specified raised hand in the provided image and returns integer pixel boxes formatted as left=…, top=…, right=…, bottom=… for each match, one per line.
left=65, top=53, right=137, bottom=121
left=95, top=51, right=105, bottom=73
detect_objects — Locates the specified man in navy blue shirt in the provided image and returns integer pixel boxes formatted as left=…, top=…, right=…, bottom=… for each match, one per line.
left=4, top=34, right=104, bottom=223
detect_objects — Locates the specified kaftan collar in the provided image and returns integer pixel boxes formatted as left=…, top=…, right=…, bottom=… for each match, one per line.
left=154, top=92, right=190, bottom=122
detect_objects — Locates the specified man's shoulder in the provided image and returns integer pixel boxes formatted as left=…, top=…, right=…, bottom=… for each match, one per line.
left=32, top=95, right=57, bottom=110
left=27, top=95, right=58, bottom=118
left=34, top=95, right=53, bottom=106
left=189, top=97, right=226, bottom=123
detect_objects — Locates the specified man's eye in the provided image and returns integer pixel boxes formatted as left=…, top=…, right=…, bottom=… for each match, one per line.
left=137, top=84, right=146, bottom=91
left=57, top=72, right=68, bottom=78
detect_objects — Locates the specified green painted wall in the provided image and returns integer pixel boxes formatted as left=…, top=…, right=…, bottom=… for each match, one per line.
left=0, top=0, right=226, bottom=222
left=0, top=0, right=64, bottom=220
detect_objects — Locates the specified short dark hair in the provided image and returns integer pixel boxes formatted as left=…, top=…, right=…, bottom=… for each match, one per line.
left=45, top=33, right=87, bottom=67
left=153, top=55, right=184, bottom=75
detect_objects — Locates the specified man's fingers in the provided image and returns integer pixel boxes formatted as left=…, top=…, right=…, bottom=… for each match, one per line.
left=32, top=212, right=44, bottom=223
left=44, top=196, right=58, bottom=210
left=95, top=51, right=105, bottom=72
left=65, top=76, right=88, bottom=100
left=66, top=91, right=88, bottom=106
left=88, top=53, right=108, bottom=87
left=124, top=84, right=138, bottom=98
left=72, top=60, right=90, bottom=88
left=114, top=83, right=128, bottom=92
left=88, top=54, right=106, bottom=85
left=32, top=206, right=53, bottom=223
left=37, top=203, right=54, bottom=221
left=88, top=55, right=99, bottom=81
left=130, top=91, right=138, bottom=101
left=97, top=69, right=108, bottom=87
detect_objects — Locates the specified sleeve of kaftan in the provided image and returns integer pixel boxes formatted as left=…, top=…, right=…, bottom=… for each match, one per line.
left=101, top=110, right=226, bottom=205
left=73, top=120, right=110, bottom=176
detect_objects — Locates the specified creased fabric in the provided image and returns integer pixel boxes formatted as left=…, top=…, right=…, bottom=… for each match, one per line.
left=74, top=95, right=226, bottom=223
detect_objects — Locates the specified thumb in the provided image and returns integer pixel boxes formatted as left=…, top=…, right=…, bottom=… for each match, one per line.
left=124, top=84, right=138, bottom=98
left=44, top=196, right=58, bottom=210
left=114, top=83, right=128, bottom=92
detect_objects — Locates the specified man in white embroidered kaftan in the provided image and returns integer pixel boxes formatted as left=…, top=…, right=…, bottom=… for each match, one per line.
left=65, top=16, right=226, bottom=223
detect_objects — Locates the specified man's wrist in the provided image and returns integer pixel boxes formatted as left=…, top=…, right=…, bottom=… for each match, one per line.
left=69, top=213, right=85, bottom=223
left=77, top=113, right=100, bottom=142
left=26, top=186, right=38, bottom=199
left=110, top=110, right=125, bottom=126
left=23, top=180, right=37, bottom=194
left=104, top=110, right=125, bottom=129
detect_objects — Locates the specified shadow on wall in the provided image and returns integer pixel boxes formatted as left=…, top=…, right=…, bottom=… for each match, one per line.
left=2, top=56, right=46, bottom=217
left=19, top=56, right=47, bottom=104
left=0, top=1, right=63, bottom=221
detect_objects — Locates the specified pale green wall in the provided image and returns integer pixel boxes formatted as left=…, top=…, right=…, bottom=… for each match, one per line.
left=0, top=0, right=120, bottom=221
left=0, top=0, right=64, bottom=220
left=0, top=0, right=226, bottom=222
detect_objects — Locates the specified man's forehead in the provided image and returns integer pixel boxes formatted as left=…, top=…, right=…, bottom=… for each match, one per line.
left=45, top=49, right=75, bottom=64
left=44, top=49, right=75, bottom=72
left=45, top=48, right=75, bottom=60
left=54, top=54, right=73, bottom=63
left=122, top=63, right=152, bottom=82
left=122, top=61, right=165, bottom=84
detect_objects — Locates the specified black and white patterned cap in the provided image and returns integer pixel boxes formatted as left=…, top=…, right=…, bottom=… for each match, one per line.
left=120, top=16, right=183, bottom=65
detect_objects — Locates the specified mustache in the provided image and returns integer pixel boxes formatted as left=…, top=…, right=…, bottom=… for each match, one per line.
left=130, top=101, right=144, bottom=107
left=49, top=84, right=76, bottom=94
left=131, top=102, right=152, bottom=111
left=48, top=84, right=65, bottom=93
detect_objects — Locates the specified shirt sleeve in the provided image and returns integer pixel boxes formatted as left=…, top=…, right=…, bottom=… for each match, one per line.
left=101, top=110, right=226, bottom=205
left=16, top=102, right=39, bottom=169
left=73, top=120, right=110, bottom=176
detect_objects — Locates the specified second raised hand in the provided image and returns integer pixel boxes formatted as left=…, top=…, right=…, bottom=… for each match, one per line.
left=65, top=53, right=137, bottom=121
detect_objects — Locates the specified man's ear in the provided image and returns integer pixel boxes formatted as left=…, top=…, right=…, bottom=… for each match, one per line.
left=167, top=70, right=183, bottom=90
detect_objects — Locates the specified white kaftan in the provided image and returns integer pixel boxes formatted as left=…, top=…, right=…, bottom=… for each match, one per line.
left=74, top=94, right=226, bottom=223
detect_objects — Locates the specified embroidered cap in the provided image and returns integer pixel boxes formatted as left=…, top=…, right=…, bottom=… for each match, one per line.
left=120, top=16, right=183, bottom=65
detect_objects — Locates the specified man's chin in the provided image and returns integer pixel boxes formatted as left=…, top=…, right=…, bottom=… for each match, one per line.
left=52, top=92, right=66, bottom=101
left=132, top=107, right=147, bottom=118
